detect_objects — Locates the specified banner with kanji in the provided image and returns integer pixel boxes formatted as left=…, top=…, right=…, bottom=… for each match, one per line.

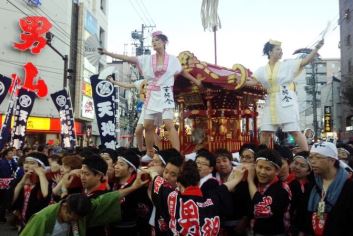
left=50, top=89, right=76, bottom=149
left=90, top=74, right=116, bottom=149
left=11, top=88, right=36, bottom=149
left=0, top=75, right=12, bottom=105
left=0, top=86, right=20, bottom=150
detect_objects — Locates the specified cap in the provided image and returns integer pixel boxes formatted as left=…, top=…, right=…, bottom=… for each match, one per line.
left=152, top=31, right=163, bottom=37
left=310, top=141, right=338, bottom=160
left=269, top=39, right=282, bottom=46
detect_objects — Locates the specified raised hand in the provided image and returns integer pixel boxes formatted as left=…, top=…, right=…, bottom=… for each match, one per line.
left=97, top=47, right=107, bottom=55
left=132, top=171, right=150, bottom=189
left=52, top=173, right=62, bottom=184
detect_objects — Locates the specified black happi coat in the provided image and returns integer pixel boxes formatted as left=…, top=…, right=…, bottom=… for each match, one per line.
left=12, top=180, right=51, bottom=224
left=251, top=178, right=291, bottom=235
left=289, top=178, right=314, bottom=235
left=111, top=174, right=152, bottom=236
left=86, top=183, right=110, bottom=236
left=152, top=176, right=222, bottom=236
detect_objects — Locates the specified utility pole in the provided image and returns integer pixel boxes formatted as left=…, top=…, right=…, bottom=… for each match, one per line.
left=46, top=32, right=69, bottom=89
left=131, top=24, right=155, bottom=56
left=311, top=60, right=319, bottom=142
left=331, top=76, right=334, bottom=132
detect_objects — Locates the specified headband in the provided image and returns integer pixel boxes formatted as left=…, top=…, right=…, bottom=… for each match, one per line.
left=293, top=155, right=312, bottom=170
left=82, top=164, right=105, bottom=176
left=118, top=156, right=137, bottom=171
left=25, top=156, right=45, bottom=168
left=156, top=154, right=166, bottom=166
left=256, top=157, right=281, bottom=169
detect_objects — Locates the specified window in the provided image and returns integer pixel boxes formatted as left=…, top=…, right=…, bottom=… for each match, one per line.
left=100, top=0, right=106, bottom=13
left=344, top=9, right=351, bottom=21
left=346, top=34, right=351, bottom=46
left=346, top=115, right=353, bottom=127
left=99, top=27, right=105, bottom=47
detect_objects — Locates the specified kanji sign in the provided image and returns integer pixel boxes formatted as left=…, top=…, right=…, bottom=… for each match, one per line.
left=324, top=106, right=332, bottom=132
left=11, top=63, right=48, bottom=98
left=13, top=16, right=52, bottom=54
left=90, top=74, right=117, bottom=149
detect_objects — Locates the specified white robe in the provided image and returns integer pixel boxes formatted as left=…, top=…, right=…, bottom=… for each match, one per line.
left=254, top=59, right=303, bottom=126
left=137, top=54, right=182, bottom=113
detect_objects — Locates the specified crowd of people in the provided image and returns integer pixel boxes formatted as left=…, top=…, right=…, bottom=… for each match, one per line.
left=0, top=140, right=353, bottom=236
left=0, top=31, right=350, bottom=236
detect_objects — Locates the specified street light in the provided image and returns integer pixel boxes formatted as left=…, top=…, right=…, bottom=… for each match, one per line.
left=45, top=32, right=70, bottom=88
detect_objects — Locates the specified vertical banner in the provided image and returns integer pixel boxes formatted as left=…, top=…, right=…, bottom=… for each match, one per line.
left=324, top=106, right=332, bottom=132
left=0, top=86, right=20, bottom=150
left=90, top=74, right=116, bottom=149
left=0, top=75, right=12, bottom=105
left=11, top=88, right=36, bottom=149
left=50, top=89, right=76, bottom=149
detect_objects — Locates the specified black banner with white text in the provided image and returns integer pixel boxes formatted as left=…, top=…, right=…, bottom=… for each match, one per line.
left=51, top=89, right=76, bottom=149
left=0, top=75, right=12, bottom=106
left=90, top=74, right=116, bottom=149
left=11, top=88, right=36, bottom=149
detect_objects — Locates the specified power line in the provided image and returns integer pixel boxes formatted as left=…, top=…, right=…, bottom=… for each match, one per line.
left=0, top=58, right=64, bottom=75
left=135, top=0, right=155, bottom=26
left=137, top=0, right=156, bottom=26
left=128, top=0, right=148, bottom=25
left=0, top=57, right=63, bottom=71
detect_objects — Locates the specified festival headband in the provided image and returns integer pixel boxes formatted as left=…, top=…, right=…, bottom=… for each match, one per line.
left=152, top=31, right=163, bottom=37
left=293, top=155, right=312, bottom=170
left=256, top=157, right=281, bottom=169
left=246, top=148, right=255, bottom=154
left=269, top=39, right=282, bottom=46
left=25, top=156, right=45, bottom=168
left=118, top=156, right=137, bottom=171
left=156, top=154, right=166, bottom=166
left=82, top=164, right=105, bottom=176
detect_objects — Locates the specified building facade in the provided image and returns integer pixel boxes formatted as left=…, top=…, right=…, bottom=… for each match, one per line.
left=0, top=0, right=109, bottom=147
left=73, top=0, right=108, bottom=146
left=339, top=0, right=353, bottom=141
left=297, top=58, right=341, bottom=140
left=0, top=0, right=77, bottom=146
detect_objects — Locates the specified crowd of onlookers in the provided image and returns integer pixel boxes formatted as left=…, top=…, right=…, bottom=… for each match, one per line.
left=1, top=139, right=353, bottom=236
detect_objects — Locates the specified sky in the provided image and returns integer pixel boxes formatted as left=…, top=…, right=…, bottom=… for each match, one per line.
left=107, top=0, right=340, bottom=71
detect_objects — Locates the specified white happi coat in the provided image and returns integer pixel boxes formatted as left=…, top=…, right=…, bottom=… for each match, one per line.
left=254, top=59, right=303, bottom=126
left=137, top=54, right=182, bottom=113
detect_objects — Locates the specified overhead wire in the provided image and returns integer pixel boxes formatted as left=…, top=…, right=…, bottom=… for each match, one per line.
left=0, top=57, right=63, bottom=72
left=135, top=0, right=155, bottom=26
left=128, top=0, right=149, bottom=25
left=0, top=58, right=64, bottom=76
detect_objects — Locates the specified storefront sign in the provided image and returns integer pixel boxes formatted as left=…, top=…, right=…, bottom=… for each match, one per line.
left=13, top=16, right=52, bottom=54
left=324, top=106, right=332, bottom=132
